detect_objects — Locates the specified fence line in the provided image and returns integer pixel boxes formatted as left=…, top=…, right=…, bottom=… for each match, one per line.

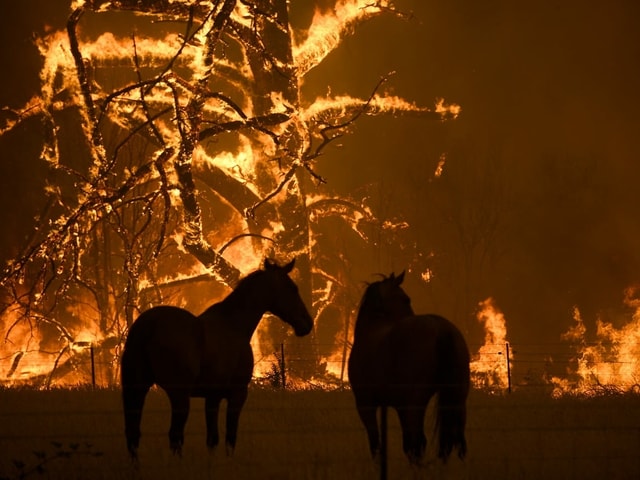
left=3, top=341, right=640, bottom=392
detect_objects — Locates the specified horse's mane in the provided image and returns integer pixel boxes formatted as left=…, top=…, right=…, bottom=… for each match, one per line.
left=220, top=268, right=265, bottom=307
left=356, top=275, right=390, bottom=317
left=356, top=272, right=412, bottom=323
left=208, top=260, right=294, bottom=314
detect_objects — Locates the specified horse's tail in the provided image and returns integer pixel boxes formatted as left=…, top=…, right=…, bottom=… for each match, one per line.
left=121, top=312, right=155, bottom=459
left=435, top=323, right=470, bottom=462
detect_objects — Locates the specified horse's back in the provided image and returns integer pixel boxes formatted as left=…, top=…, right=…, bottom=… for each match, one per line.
left=393, top=314, right=470, bottom=376
left=394, top=314, right=469, bottom=356
left=123, top=306, right=203, bottom=389
left=350, top=314, right=470, bottom=398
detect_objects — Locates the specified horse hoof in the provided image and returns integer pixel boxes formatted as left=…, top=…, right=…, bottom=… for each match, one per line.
left=225, top=443, right=235, bottom=457
left=206, top=437, right=219, bottom=451
left=407, top=452, right=425, bottom=466
left=128, top=451, right=139, bottom=465
left=127, top=444, right=139, bottom=463
left=170, top=443, right=183, bottom=457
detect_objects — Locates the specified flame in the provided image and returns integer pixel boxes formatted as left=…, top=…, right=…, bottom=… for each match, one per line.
left=1, top=302, right=107, bottom=387
left=551, top=287, right=640, bottom=397
left=294, top=0, right=389, bottom=75
left=420, top=268, right=433, bottom=282
left=434, top=153, right=446, bottom=178
left=1, top=306, right=50, bottom=383
left=471, top=297, right=511, bottom=391
left=302, top=94, right=454, bottom=122
left=435, top=97, right=461, bottom=118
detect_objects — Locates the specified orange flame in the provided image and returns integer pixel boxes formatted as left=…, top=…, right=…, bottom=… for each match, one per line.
left=1, top=303, right=105, bottom=387
left=551, top=287, right=640, bottom=397
left=294, top=0, right=389, bottom=75
left=471, top=297, right=511, bottom=391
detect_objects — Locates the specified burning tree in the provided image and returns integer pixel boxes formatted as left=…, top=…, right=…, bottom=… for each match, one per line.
left=0, top=0, right=458, bottom=386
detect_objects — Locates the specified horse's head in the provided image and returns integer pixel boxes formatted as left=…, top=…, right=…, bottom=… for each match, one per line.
left=359, top=271, right=414, bottom=323
left=263, top=258, right=314, bottom=336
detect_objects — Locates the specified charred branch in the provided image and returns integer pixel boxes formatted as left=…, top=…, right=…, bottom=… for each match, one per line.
left=219, top=233, right=275, bottom=255
left=245, top=162, right=298, bottom=218
left=198, top=112, right=289, bottom=141
left=67, top=7, right=107, bottom=170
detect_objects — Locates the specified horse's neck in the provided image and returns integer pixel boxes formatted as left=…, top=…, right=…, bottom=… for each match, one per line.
left=212, top=280, right=270, bottom=338
left=353, top=312, right=393, bottom=341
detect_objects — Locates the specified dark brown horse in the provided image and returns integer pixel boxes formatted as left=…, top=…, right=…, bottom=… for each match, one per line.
left=121, top=259, right=313, bottom=459
left=348, top=272, right=470, bottom=466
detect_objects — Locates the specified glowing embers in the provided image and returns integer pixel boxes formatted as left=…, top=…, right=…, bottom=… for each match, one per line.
left=471, top=297, right=512, bottom=392
left=551, top=286, right=640, bottom=397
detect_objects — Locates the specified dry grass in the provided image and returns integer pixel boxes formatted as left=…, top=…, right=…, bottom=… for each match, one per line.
left=0, top=386, right=638, bottom=479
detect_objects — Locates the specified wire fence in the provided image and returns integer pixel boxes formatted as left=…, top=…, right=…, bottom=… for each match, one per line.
left=3, top=342, right=640, bottom=394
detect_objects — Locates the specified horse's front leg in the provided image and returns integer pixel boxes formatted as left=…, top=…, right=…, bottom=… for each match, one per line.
left=122, top=381, right=152, bottom=461
left=205, top=394, right=222, bottom=452
left=166, top=388, right=191, bottom=456
left=225, top=385, right=248, bottom=456
left=355, top=400, right=380, bottom=458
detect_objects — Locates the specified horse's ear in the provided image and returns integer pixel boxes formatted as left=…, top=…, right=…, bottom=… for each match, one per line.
left=395, top=271, right=405, bottom=286
left=283, top=258, right=295, bottom=273
left=264, top=258, right=275, bottom=270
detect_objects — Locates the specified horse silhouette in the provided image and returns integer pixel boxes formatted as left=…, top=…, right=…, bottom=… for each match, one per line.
left=121, top=258, right=313, bottom=459
left=348, top=272, right=470, bottom=465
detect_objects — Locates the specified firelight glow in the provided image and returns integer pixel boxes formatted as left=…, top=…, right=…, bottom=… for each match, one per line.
left=6, top=0, right=612, bottom=396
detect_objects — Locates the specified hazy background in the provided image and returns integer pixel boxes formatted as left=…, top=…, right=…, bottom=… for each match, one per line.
left=1, top=0, right=639, bottom=352
left=298, top=0, right=640, bottom=347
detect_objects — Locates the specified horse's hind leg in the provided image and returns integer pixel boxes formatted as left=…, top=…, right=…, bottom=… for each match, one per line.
left=122, top=382, right=151, bottom=460
left=166, top=388, right=191, bottom=456
left=225, top=386, right=248, bottom=456
left=204, top=394, right=222, bottom=451
left=397, top=404, right=427, bottom=465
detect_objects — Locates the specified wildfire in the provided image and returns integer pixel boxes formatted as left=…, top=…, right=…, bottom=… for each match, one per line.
left=1, top=303, right=106, bottom=387
left=551, top=287, right=640, bottom=397
left=1, top=0, right=462, bottom=389
left=471, top=298, right=511, bottom=392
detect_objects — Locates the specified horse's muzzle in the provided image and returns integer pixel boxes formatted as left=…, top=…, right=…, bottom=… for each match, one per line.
left=294, top=314, right=314, bottom=336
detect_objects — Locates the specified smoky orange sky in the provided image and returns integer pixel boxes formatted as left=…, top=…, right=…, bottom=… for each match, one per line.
left=1, top=0, right=640, bottom=350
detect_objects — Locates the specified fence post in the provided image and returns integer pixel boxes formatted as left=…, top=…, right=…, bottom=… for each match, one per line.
left=280, top=342, right=286, bottom=390
left=380, top=406, right=388, bottom=480
left=87, top=344, right=96, bottom=388
left=506, top=343, right=511, bottom=394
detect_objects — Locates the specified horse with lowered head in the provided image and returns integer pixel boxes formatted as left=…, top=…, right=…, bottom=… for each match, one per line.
left=348, top=272, right=470, bottom=465
left=121, top=258, right=313, bottom=460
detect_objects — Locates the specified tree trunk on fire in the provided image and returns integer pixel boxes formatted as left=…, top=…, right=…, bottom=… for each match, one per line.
left=242, top=0, right=320, bottom=379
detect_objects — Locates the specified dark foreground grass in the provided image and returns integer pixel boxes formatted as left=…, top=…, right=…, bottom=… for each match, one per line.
left=0, top=386, right=639, bottom=479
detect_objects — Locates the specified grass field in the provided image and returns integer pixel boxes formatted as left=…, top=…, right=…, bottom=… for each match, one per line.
left=0, top=386, right=639, bottom=479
